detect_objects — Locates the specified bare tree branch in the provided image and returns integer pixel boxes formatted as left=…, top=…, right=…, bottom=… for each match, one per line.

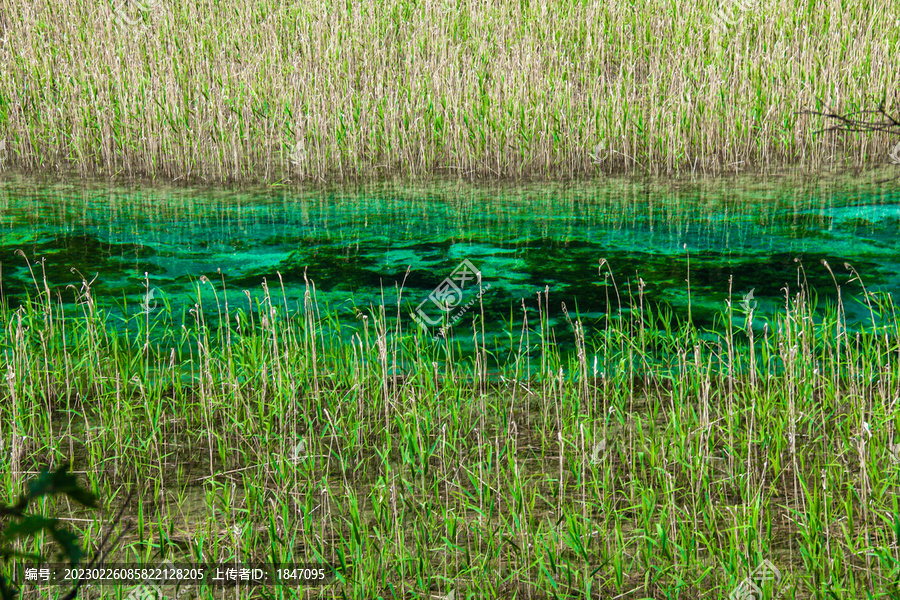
left=797, top=96, right=900, bottom=182
left=798, top=97, right=900, bottom=136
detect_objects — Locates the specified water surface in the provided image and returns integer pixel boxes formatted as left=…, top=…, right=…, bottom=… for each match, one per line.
left=1, top=175, right=898, bottom=355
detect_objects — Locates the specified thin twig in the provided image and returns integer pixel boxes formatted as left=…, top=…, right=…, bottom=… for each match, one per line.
left=797, top=96, right=900, bottom=136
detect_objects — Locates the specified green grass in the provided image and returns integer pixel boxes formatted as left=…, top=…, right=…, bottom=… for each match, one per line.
left=1, top=0, right=900, bottom=183
left=2, top=252, right=900, bottom=599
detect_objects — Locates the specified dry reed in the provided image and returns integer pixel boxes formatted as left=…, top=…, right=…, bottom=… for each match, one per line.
left=0, top=0, right=899, bottom=183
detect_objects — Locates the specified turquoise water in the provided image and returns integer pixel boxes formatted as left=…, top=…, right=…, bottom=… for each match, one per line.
left=1, top=176, right=898, bottom=352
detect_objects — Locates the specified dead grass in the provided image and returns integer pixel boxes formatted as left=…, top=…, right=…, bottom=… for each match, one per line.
left=0, top=0, right=899, bottom=183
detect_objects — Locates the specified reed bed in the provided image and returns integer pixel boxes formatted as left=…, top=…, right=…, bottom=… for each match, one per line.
left=1, top=0, right=900, bottom=183
left=2, top=255, right=900, bottom=599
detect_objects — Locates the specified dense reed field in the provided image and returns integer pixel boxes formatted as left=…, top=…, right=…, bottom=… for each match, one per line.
left=2, top=254, right=900, bottom=599
left=1, top=0, right=900, bottom=182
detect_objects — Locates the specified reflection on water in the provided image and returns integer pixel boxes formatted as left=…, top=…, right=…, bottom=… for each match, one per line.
left=0, top=175, right=898, bottom=352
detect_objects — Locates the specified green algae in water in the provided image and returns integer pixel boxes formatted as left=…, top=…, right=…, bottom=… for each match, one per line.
left=0, top=176, right=898, bottom=362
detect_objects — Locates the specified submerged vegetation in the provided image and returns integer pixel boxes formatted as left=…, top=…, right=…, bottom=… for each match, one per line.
left=1, top=0, right=900, bottom=182
left=2, top=251, right=900, bottom=599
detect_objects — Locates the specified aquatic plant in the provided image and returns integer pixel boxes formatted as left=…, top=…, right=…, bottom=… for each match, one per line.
left=0, top=0, right=899, bottom=182
left=2, top=252, right=900, bottom=598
